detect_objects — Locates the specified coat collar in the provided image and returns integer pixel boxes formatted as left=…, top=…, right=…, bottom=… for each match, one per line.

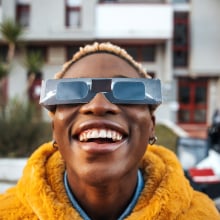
left=16, top=142, right=194, bottom=219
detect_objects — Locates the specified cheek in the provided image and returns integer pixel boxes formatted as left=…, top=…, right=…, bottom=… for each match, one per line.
left=128, top=107, right=153, bottom=138
left=53, top=106, right=79, bottom=126
left=132, top=106, right=152, bottom=123
left=53, top=112, right=74, bottom=161
left=53, top=111, right=67, bottom=133
left=125, top=107, right=153, bottom=165
left=52, top=108, right=74, bottom=142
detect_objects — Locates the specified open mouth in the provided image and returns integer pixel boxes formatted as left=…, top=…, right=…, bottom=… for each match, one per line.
left=78, top=128, right=123, bottom=143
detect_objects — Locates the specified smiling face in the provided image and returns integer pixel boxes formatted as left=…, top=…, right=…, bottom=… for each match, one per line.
left=52, top=53, right=155, bottom=185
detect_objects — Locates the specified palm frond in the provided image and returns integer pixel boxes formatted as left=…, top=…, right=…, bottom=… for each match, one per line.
left=0, top=19, right=23, bottom=43
left=24, top=51, right=44, bottom=73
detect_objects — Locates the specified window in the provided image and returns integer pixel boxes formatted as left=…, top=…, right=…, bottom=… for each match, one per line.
left=66, top=0, right=81, bottom=28
left=66, top=45, right=80, bottom=60
left=142, top=45, right=155, bottom=62
left=178, top=78, right=207, bottom=124
left=125, top=47, right=138, bottom=60
left=0, top=45, right=8, bottom=62
left=16, top=0, right=30, bottom=27
left=174, top=50, right=188, bottom=66
left=123, top=45, right=156, bottom=62
left=174, top=24, right=188, bottom=46
left=173, top=12, right=189, bottom=67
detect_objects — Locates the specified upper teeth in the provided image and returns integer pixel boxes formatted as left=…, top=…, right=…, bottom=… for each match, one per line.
left=79, top=129, right=123, bottom=142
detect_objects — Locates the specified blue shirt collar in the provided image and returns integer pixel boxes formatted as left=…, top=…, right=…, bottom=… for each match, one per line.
left=64, top=170, right=144, bottom=220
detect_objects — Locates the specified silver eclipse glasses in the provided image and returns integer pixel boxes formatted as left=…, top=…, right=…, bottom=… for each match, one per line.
left=39, top=78, right=162, bottom=111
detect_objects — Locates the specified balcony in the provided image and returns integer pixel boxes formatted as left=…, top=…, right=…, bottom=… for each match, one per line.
left=95, top=3, right=173, bottom=40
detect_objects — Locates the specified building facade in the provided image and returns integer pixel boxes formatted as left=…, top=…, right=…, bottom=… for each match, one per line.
left=0, top=0, right=220, bottom=136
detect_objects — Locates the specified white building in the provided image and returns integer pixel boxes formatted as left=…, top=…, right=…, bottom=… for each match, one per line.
left=0, top=0, right=220, bottom=137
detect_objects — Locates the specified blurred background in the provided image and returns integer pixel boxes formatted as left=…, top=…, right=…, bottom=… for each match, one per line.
left=1, top=0, right=220, bottom=140
left=0, top=0, right=220, bottom=200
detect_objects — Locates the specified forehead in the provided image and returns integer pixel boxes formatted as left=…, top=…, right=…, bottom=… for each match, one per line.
left=63, top=53, right=141, bottom=79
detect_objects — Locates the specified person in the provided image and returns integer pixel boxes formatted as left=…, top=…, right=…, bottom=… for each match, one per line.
left=0, top=42, right=219, bottom=219
left=195, top=109, right=220, bottom=176
left=208, top=109, right=220, bottom=154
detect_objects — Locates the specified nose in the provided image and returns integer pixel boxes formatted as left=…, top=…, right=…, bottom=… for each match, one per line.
left=79, top=93, right=121, bottom=115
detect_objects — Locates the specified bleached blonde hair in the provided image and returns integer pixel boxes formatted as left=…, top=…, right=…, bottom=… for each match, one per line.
left=54, top=42, right=150, bottom=79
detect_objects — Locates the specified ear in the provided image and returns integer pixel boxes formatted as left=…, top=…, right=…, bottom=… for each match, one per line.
left=150, top=114, right=156, bottom=137
left=48, top=111, right=55, bottom=119
left=51, top=120, right=56, bottom=141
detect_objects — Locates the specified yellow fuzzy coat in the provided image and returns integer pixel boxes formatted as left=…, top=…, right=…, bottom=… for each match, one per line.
left=0, top=143, right=219, bottom=220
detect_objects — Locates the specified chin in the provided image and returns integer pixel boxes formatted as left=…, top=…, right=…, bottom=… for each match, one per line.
left=79, top=164, right=126, bottom=186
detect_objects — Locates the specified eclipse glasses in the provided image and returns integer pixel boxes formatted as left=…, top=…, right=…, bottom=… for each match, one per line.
left=39, top=78, right=162, bottom=111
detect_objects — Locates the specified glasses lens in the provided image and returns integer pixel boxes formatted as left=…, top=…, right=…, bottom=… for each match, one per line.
left=56, top=81, right=88, bottom=100
left=113, top=81, right=145, bottom=101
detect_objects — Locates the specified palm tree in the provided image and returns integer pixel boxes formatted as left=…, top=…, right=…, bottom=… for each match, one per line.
left=24, top=51, right=44, bottom=76
left=0, top=62, right=9, bottom=116
left=24, top=51, right=44, bottom=119
left=0, top=18, right=23, bottom=63
left=24, top=51, right=44, bottom=99
left=0, top=18, right=23, bottom=115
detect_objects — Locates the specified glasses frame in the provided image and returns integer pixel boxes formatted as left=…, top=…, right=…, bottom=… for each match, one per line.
left=39, top=78, right=162, bottom=111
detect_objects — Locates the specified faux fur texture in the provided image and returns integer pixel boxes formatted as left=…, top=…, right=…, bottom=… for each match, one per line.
left=0, top=142, right=219, bottom=219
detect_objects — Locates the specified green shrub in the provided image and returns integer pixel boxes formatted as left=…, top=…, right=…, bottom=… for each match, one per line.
left=155, top=123, right=179, bottom=153
left=0, top=99, right=52, bottom=157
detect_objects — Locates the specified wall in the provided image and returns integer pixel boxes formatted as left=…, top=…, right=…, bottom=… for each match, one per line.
left=190, top=0, right=220, bottom=74
left=96, top=4, right=173, bottom=39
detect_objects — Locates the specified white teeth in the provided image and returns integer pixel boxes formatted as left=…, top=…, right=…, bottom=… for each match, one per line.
left=79, top=132, right=87, bottom=142
left=79, top=129, right=123, bottom=142
left=99, top=129, right=106, bottom=138
left=107, top=130, right=112, bottom=138
left=112, top=131, right=116, bottom=141
left=91, top=129, right=99, bottom=139
left=116, top=133, right=121, bottom=141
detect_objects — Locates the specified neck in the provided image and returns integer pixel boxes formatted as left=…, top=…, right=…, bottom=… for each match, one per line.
left=66, top=170, right=140, bottom=220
